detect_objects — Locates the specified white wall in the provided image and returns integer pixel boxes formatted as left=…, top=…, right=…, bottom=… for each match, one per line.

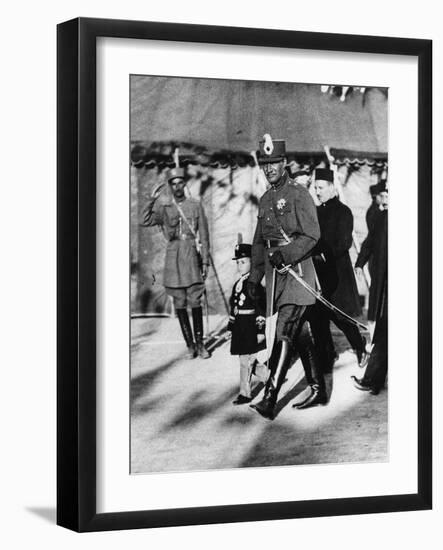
left=0, top=0, right=440, bottom=547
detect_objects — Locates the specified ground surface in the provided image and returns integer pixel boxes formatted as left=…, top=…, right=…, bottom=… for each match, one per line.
left=130, top=316, right=387, bottom=474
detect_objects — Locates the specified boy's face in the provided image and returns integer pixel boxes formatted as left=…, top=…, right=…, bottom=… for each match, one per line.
left=236, top=257, right=251, bottom=275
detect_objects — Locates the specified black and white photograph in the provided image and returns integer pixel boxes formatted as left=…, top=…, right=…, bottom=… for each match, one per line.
left=130, top=75, right=389, bottom=474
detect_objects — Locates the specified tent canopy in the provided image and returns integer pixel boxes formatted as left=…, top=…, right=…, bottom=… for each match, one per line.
left=131, top=76, right=388, bottom=163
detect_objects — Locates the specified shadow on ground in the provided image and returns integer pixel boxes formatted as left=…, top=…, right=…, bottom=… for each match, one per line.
left=26, top=507, right=56, bottom=524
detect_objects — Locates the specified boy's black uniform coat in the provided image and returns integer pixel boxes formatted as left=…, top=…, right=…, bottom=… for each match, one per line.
left=228, top=274, right=266, bottom=355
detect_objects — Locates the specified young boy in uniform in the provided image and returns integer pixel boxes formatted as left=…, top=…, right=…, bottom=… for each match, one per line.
left=227, top=243, right=267, bottom=405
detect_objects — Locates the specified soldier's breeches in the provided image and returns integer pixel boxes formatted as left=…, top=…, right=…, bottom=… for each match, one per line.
left=275, top=304, right=306, bottom=343
left=166, top=283, right=205, bottom=309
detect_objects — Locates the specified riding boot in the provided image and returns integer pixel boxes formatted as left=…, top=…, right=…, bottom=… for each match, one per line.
left=293, top=383, right=328, bottom=409
left=176, top=309, right=196, bottom=359
left=251, top=340, right=291, bottom=420
left=293, top=322, right=327, bottom=409
left=191, top=307, right=210, bottom=359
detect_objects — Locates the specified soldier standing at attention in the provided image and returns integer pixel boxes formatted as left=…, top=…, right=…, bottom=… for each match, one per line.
left=141, top=164, right=211, bottom=359
left=248, top=135, right=322, bottom=420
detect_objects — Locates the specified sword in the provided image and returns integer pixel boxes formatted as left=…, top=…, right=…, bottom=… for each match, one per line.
left=272, top=259, right=368, bottom=332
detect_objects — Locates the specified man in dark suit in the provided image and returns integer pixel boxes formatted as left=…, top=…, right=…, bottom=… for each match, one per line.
left=366, top=183, right=382, bottom=234
left=353, top=182, right=388, bottom=394
left=311, top=169, right=367, bottom=371
left=356, top=181, right=388, bottom=325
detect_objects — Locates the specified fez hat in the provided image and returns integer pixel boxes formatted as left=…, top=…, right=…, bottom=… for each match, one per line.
left=314, top=168, right=334, bottom=183
left=257, top=133, right=286, bottom=164
left=375, top=179, right=388, bottom=193
left=232, top=243, right=252, bottom=260
left=369, top=184, right=379, bottom=196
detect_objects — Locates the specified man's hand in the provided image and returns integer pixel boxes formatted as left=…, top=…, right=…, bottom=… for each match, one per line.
left=201, top=265, right=208, bottom=280
left=247, top=281, right=258, bottom=300
left=150, top=183, right=165, bottom=199
left=257, top=334, right=265, bottom=345
left=268, top=249, right=285, bottom=270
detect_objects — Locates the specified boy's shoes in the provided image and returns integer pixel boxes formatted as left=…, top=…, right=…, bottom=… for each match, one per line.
left=232, top=394, right=252, bottom=405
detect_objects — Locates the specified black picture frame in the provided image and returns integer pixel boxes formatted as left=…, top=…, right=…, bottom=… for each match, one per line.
left=57, top=17, right=432, bottom=532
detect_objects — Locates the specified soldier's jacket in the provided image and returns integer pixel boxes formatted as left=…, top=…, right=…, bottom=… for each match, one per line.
left=250, top=171, right=320, bottom=310
left=141, top=195, right=210, bottom=288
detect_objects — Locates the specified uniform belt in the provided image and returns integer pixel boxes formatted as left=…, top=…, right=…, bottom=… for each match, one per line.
left=169, top=235, right=194, bottom=241
left=264, top=238, right=291, bottom=248
left=236, top=309, right=255, bottom=315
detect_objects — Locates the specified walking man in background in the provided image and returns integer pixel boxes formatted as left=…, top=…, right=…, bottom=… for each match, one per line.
left=353, top=182, right=388, bottom=394
left=141, top=165, right=211, bottom=359
left=312, top=168, right=367, bottom=372
left=356, top=181, right=388, bottom=339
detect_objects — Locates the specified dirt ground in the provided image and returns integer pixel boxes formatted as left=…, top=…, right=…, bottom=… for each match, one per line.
left=130, top=316, right=388, bottom=474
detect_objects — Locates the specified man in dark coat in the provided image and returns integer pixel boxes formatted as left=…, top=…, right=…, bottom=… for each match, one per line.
left=141, top=166, right=211, bottom=359
left=312, top=169, right=366, bottom=370
left=364, top=182, right=384, bottom=291
left=248, top=135, right=324, bottom=419
left=352, top=184, right=388, bottom=394
left=366, top=183, right=382, bottom=234
left=351, top=279, right=387, bottom=394
left=356, top=181, right=388, bottom=324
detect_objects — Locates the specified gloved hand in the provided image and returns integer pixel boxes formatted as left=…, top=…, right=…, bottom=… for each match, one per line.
left=246, top=281, right=258, bottom=300
left=268, top=249, right=285, bottom=270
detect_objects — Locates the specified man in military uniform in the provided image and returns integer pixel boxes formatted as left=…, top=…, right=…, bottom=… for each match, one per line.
left=248, top=135, right=323, bottom=419
left=141, top=166, right=210, bottom=359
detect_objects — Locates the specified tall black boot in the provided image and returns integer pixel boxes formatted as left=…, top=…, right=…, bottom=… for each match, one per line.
left=334, top=315, right=367, bottom=367
left=250, top=340, right=291, bottom=420
left=176, top=309, right=196, bottom=359
left=293, top=322, right=327, bottom=410
left=191, top=307, right=210, bottom=359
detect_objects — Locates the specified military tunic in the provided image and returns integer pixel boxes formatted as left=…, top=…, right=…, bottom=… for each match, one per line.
left=250, top=172, right=320, bottom=314
left=141, top=195, right=210, bottom=288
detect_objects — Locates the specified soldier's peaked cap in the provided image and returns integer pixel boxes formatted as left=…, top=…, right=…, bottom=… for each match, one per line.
left=167, top=166, right=186, bottom=182
left=257, top=134, right=286, bottom=164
